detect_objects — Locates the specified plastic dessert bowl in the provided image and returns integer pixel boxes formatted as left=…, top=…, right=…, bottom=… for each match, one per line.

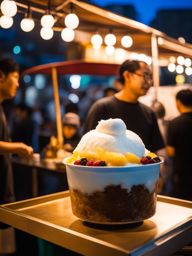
left=64, top=160, right=162, bottom=224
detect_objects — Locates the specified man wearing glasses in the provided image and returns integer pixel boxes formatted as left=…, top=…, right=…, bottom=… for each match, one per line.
left=84, top=59, right=164, bottom=154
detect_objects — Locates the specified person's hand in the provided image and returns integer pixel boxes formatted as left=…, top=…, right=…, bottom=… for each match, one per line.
left=64, top=143, right=73, bottom=152
left=14, top=143, right=33, bottom=159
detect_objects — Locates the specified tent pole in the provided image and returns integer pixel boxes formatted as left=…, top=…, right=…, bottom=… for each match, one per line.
left=151, top=34, right=160, bottom=101
left=51, top=67, right=63, bottom=148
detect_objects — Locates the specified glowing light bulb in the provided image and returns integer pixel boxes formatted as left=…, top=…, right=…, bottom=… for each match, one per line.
left=61, top=28, right=75, bottom=42
left=104, top=33, right=116, bottom=46
left=169, top=56, right=176, bottom=63
left=115, top=48, right=126, bottom=63
left=185, top=67, right=192, bottom=76
left=65, top=13, right=79, bottom=29
left=105, top=45, right=115, bottom=56
left=20, top=18, right=35, bottom=32
left=0, top=15, right=13, bottom=28
left=91, top=34, right=103, bottom=46
left=0, top=0, right=17, bottom=17
left=178, top=37, right=185, bottom=43
left=184, top=58, right=192, bottom=67
left=176, top=65, right=184, bottom=74
left=41, top=14, right=54, bottom=28
left=177, top=56, right=185, bottom=65
left=176, top=75, right=185, bottom=84
left=40, top=27, right=53, bottom=40
left=168, top=63, right=176, bottom=72
left=92, top=44, right=101, bottom=50
left=121, top=35, right=133, bottom=48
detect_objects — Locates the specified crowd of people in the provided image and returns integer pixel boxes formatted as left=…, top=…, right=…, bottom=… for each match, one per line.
left=0, top=57, right=192, bottom=255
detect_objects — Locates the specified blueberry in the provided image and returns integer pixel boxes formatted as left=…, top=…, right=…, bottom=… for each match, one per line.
left=100, top=161, right=107, bottom=166
left=80, top=158, right=88, bottom=165
left=153, top=157, right=161, bottom=163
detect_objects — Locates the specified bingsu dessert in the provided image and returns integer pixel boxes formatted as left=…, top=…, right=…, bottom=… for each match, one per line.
left=65, top=118, right=161, bottom=224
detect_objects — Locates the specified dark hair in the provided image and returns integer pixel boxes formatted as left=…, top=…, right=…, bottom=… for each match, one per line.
left=118, top=60, right=143, bottom=84
left=103, top=87, right=117, bottom=96
left=0, top=58, right=19, bottom=77
left=176, top=89, right=192, bottom=106
left=151, top=100, right=166, bottom=119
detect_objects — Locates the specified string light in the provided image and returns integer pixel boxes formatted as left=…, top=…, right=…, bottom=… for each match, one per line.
left=61, top=28, right=75, bottom=42
left=64, top=3, right=79, bottom=29
left=121, top=35, right=133, bottom=48
left=91, top=33, right=103, bottom=49
left=20, top=18, right=35, bottom=32
left=168, top=63, right=176, bottom=72
left=105, top=45, right=115, bottom=56
left=20, top=3, right=35, bottom=32
left=176, top=65, right=184, bottom=74
left=115, top=48, right=126, bottom=63
left=184, top=58, right=191, bottom=67
left=178, top=37, right=185, bottom=43
left=168, top=56, right=192, bottom=76
left=65, top=13, right=79, bottom=29
left=41, top=14, right=54, bottom=28
left=177, top=56, right=185, bottom=65
left=185, top=67, right=192, bottom=76
left=0, top=0, right=17, bottom=17
left=169, top=56, right=176, bottom=63
left=41, top=0, right=54, bottom=28
left=0, top=15, right=13, bottom=29
left=40, top=27, right=54, bottom=40
left=104, top=32, right=116, bottom=46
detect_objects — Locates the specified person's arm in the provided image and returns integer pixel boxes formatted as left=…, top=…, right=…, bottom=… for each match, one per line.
left=0, top=141, right=33, bottom=158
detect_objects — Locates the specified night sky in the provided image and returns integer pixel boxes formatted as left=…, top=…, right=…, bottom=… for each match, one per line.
left=91, top=0, right=192, bottom=24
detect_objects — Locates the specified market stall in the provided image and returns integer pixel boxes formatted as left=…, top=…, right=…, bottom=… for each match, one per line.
left=12, top=0, right=192, bottom=145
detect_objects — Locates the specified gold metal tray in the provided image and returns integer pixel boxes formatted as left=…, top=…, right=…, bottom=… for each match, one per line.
left=0, top=192, right=192, bottom=256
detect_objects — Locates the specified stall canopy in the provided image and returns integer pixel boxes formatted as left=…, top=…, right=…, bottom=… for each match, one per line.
left=22, top=60, right=119, bottom=75
left=16, top=0, right=192, bottom=63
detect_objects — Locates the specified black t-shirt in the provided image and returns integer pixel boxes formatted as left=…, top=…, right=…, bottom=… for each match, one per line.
left=84, top=96, right=164, bottom=152
left=0, top=104, right=15, bottom=205
left=167, top=112, right=192, bottom=194
left=11, top=118, right=35, bottom=146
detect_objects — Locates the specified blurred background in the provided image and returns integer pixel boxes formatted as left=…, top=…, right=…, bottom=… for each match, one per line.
left=1, top=0, right=192, bottom=151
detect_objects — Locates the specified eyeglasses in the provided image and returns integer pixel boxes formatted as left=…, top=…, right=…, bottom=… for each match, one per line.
left=134, top=72, right=153, bottom=81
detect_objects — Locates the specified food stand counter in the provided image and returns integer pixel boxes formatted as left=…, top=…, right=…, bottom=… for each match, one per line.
left=0, top=191, right=191, bottom=256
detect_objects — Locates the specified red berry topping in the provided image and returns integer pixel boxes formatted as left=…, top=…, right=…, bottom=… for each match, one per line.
left=140, top=157, right=148, bottom=164
left=93, top=160, right=101, bottom=166
left=93, top=160, right=107, bottom=166
left=86, top=159, right=95, bottom=166
left=140, top=156, right=161, bottom=165
left=74, top=159, right=81, bottom=165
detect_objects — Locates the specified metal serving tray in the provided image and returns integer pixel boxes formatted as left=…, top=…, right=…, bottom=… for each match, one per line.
left=0, top=192, right=191, bottom=256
